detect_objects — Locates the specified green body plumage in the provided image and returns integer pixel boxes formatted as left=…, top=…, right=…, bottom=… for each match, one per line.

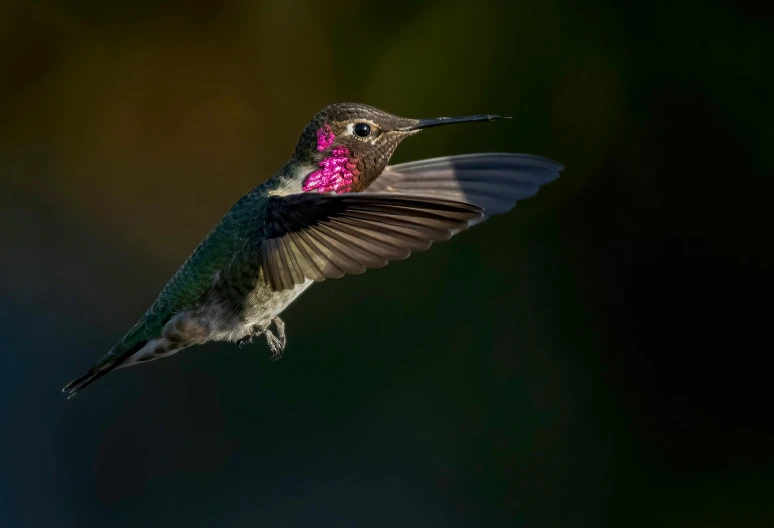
left=65, top=185, right=280, bottom=393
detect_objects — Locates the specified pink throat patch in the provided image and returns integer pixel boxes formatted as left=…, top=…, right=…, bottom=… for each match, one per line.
left=316, top=123, right=335, bottom=151
left=303, top=124, right=361, bottom=194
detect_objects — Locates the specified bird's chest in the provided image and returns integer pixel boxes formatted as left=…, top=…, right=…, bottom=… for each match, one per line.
left=203, top=274, right=313, bottom=342
left=240, top=274, right=314, bottom=325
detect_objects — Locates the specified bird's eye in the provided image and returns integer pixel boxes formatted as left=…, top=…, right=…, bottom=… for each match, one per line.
left=353, top=123, right=371, bottom=138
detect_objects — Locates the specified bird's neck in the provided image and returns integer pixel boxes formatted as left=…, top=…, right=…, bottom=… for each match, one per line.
left=261, top=160, right=316, bottom=197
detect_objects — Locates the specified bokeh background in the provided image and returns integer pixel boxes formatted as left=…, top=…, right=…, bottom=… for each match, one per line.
left=1, top=1, right=772, bottom=526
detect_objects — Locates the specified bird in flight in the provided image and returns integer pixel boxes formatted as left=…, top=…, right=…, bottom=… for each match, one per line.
left=63, top=103, right=562, bottom=397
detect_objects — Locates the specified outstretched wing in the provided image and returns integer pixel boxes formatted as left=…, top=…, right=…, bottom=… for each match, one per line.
left=371, top=153, right=562, bottom=222
left=260, top=193, right=484, bottom=291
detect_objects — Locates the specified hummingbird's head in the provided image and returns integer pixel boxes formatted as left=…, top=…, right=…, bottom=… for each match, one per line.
left=293, top=103, right=503, bottom=194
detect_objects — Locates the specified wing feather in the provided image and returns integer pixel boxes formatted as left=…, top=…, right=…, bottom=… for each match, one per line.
left=259, top=193, right=484, bottom=291
left=372, top=153, right=562, bottom=218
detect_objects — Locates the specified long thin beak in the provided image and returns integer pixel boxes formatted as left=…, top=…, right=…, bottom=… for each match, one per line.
left=398, top=114, right=506, bottom=131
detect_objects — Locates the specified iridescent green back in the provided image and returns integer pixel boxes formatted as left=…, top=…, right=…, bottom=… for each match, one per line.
left=126, top=188, right=269, bottom=347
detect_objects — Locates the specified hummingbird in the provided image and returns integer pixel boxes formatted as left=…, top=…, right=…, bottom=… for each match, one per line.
left=63, top=103, right=562, bottom=397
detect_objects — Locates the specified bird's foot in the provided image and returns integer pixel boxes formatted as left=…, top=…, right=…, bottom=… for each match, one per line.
left=272, top=317, right=287, bottom=358
left=237, top=325, right=262, bottom=349
left=258, top=317, right=287, bottom=361
left=239, top=319, right=286, bottom=359
left=265, top=331, right=283, bottom=361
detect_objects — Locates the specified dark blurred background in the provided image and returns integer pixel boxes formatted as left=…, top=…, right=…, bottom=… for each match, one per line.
left=1, top=1, right=772, bottom=526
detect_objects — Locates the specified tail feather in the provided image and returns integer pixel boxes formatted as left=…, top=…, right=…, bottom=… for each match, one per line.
left=62, top=340, right=147, bottom=398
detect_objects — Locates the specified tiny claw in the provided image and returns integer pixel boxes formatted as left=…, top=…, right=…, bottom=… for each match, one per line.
left=269, top=317, right=286, bottom=360
left=237, top=325, right=264, bottom=349
left=266, top=332, right=284, bottom=361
